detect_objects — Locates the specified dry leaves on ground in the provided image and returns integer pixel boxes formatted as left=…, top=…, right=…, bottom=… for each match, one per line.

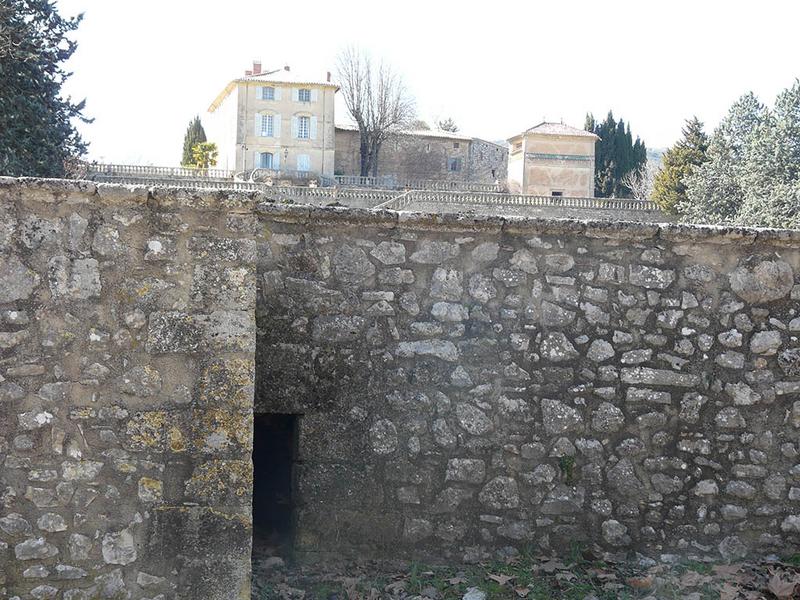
left=766, top=568, right=800, bottom=599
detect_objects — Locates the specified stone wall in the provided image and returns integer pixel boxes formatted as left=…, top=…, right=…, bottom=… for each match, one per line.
left=256, top=206, right=800, bottom=564
left=467, top=138, right=508, bottom=185
left=5, top=177, right=800, bottom=598
left=334, top=128, right=507, bottom=185
left=403, top=201, right=669, bottom=223
left=0, top=179, right=256, bottom=600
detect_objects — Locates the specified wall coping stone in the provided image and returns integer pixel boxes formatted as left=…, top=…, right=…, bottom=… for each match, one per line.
left=3, top=176, right=800, bottom=246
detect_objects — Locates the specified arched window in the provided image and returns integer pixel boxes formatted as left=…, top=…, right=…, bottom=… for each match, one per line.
left=259, top=152, right=274, bottom=169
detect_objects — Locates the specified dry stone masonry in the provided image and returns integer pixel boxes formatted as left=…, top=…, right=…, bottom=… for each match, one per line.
left=3, top=177, right=800, bottom=598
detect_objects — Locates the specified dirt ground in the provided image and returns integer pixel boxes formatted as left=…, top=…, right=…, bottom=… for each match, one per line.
left=251, top=545, right=800, bottom=599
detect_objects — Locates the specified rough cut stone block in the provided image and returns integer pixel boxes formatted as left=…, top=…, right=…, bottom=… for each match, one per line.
left=146, top=312, right=202, bottom=353
left=620, top=367, right=701, bottom=387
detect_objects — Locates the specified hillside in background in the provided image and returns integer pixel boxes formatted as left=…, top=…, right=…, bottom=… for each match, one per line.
left=647, top=147, right=666, bottom=167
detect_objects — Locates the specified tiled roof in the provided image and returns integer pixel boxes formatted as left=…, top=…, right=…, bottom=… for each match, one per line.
left=237, top=68, right=338, bottom=89
left=336, top=124, right=499, bottom=145
left=524, top=122, right=599, bottom=138
left=208, top=67, right=337, bottom=112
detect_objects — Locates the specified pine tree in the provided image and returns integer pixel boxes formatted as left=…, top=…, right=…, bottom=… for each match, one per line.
left=437, top=117, right=459, bottom=133
left=731, top=80, right=800, bottom=228
left=651, top=117, right=709, bottom=213
left=0, top=1, right=91, bottom=177
left=585, top=111, right=647, bottom=198
left=680, top=93, right=766, bottom=224
left=181, top=116, right=207, bottom=166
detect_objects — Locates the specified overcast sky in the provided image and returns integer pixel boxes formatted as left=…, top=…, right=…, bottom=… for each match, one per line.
left=56, top=0, right=799, bottom=166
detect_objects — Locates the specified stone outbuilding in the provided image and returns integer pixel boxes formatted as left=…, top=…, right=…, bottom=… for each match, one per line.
left=507, top=122, right=598, bottom=197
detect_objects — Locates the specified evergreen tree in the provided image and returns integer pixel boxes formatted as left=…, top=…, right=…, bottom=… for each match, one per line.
left=680, top=93, right=766, bottom=224
left=729, top=81, right=800, bottom=228
left=651, top=117, right=709, bottom=213
left=0, top=1, right=90, bottom=177
left=436, top=117, right=459, bottom=133
left=585, top=111, right=647, bottom=198
left=680, top=81, right=800, bottom=228
left=181, top=116, right=206, bottom=166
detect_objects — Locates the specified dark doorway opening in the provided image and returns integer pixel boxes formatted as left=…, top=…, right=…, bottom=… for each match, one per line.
left=252, top=413, right=299, bottom=554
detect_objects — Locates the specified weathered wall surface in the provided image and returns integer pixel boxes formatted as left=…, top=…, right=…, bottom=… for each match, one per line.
left=403, top=201, right=669, bottom=223
left=256, top=206, right=800, bottom=564
left=466, top=138, right=508, bottom=184
left=0, top=179, right=256, bottom=600
left=334, top=128, right=507, bottom=185
left=5, top=177, right=800, bottom=598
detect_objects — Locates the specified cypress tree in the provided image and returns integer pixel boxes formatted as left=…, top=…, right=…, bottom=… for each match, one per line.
left=0, top=1, right=91, bottom=177
left=585, top=111, right=647, bottom=198
left=181, top=116, right=207, bottom=167
left=651, top=117, right=709, bottom=213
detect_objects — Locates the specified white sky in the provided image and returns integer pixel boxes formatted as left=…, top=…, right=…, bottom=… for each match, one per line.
left=56, top=0, right=799, bottom=166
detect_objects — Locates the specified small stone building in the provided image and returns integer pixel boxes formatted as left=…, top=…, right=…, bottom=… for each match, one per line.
left=507, top=122, right=598, bottom=197
left=334, top=125, right=508, bottom=186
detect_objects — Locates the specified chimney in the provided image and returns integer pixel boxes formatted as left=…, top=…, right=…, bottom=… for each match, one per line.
left=252, top=60, right=262, bottom=75
left=284, top=65, right=290, bottom=72
left=326, top=71, right=331, bottom=82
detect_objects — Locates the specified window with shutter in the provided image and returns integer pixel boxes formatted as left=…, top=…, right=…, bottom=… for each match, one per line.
left=298, top=88, right=311, bottom=102
left=297, top=154, right=310, bottom=171
left=259, top=152, right=274, bottom=169
left=260, top=114, right=274, bottom=137
left=261, top=86, right=275, bottom=100
left=297, top=116, right=310, bottom=139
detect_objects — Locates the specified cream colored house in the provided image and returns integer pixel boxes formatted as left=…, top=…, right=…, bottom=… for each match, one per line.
left=206, top=61, right=338, bottom=176
left=507, top=122, right=598, bottom=197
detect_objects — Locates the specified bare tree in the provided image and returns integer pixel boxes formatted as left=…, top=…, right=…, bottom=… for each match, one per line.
left=621, top=162, right=659, bottom=201
left=336, top=46, right=415, bottom=177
